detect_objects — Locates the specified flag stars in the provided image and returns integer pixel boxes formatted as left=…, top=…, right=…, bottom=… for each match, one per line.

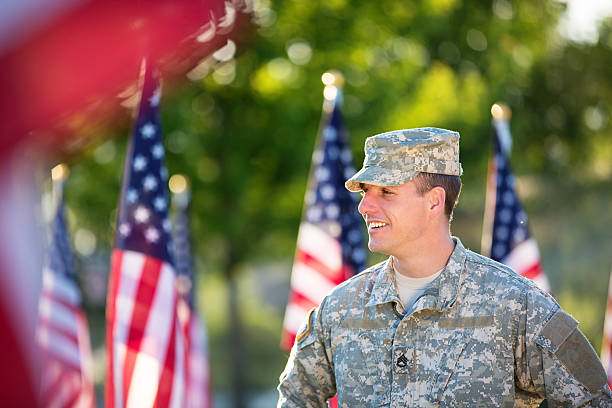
left=126, top=189, right=138, bottom=203
left=143, top=175, right=158, bottom=191
left=323, top=126, right=337, bottom=141
left=315, top=167, right=330, bottom=182
left=151, top=144, right=164, bottom=159
left=149, top=88, right=161, bottom=107
left=341, top=148, right=353, bottom=164
left=163, top=219, right=172, bottom=233
left=133, top=155, right=148, bottom=172
left=141, top=122, right=156, bottom=139
left=133, top=206, right=151, bottom=223
left=118, top=223, right=132, bottom=237
left=154, top=197, right=167, bottom=212
left=320, top=185, right=335, bottom=200
left=325, top=204, right=340, bottom=218
left=145, top=227, right=160, bottom=243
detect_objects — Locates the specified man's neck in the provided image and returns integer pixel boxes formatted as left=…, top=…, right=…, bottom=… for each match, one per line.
left=392, top=234, right=455, bottom=278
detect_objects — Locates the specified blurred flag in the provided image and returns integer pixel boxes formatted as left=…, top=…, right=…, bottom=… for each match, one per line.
left=281, top=72, right=367, bottom=350
left=105, top=62, right=185, bottom=408
left=481, top=104, right=550, bottom=292
left=171, top=175, right=213, bottom=408
left=37, top=166, right=96, bottom=408
left=601, top=268, right=612, bottom=388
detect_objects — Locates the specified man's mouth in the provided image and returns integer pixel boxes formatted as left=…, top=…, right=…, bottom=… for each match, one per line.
left=368, top=221, right=388, bottom=231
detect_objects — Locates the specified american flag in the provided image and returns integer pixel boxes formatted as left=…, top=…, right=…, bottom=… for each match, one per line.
left=481, top=112, right=550, bottom=292
left=105, top=62, right=185, bottom=408
left=37, top=175, right=96, bottom=408
left=281, top=84, right=367, bottom=350
left=172, top=182, right=213, bottom=408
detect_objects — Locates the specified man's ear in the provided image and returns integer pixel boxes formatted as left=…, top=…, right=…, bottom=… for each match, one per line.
left=426, top=186, right=446, bottom=216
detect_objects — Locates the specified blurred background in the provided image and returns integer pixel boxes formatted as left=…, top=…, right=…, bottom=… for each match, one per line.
left=2, top=0, right=612, bottom=406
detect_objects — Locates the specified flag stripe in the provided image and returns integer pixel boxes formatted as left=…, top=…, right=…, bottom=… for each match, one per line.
left=106, top=249, right=123, bottom=408
left=123, top=256, right=163, bottom=408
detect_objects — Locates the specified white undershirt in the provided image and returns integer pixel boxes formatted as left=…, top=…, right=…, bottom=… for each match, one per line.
left=394, top=267, right=442, bottom=311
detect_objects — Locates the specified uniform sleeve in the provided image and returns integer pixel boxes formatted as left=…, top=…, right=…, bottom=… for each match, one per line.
left=515, top=289, right=612, bottom=407
left=277, top=302, right=336, bottom=407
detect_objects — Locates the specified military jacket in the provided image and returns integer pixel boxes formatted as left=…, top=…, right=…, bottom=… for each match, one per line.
left=278, top=238, right=611, bottom=407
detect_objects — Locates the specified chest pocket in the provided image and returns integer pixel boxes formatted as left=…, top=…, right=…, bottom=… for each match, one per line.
left=426, top=315, right=500, bottom=405
left=334, top=324, right=391, bottom=407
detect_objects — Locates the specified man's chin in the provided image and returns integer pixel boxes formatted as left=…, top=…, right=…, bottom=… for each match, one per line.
left=368, top=241, right=390, bottom=255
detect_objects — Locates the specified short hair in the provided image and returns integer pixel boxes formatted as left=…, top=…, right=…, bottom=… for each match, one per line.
left=413, top=172, right=462, bottom=221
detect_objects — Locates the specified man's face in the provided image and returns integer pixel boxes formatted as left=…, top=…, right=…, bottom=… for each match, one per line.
left=357, top=181, right=429, bottom=257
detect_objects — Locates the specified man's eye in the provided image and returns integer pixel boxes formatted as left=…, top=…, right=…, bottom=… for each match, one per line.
left=382, top=189, right=393, bottom=195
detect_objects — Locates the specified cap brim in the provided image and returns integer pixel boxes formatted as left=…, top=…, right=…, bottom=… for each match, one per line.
left=345, top=166, right=419, bottom=192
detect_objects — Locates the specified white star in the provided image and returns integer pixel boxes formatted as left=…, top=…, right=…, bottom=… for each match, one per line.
left=145, top=227, right=160, bottom=243
left=143, top=175, right=158, bottom=191
left=133, top=206, right=150, bottom=223
left=163, top=219, right=172, bottom=232
left=325, top=203, right=340, bottom=218
left=154, top=197, right=167, bottom=211
left=353, top=248, right=366, bottom=263
left=320, top=185, right=335, bottom=200
left=344, top=168, right=356, bottom=180
left=323, top=126, right=337, bottom=141
left=149, top=88, right=161, bottom=107
left=495, top=226, right=509, bottom=240
left=499, top=208, right=513, bottom=223
left=348, top=229, right=362, bottom=244
left=152, top=144, right=164, bottom=159
left=315, top=167, right=330, bottom=182
left=307, top=206, right=323, bottom=222
left=502, top=191, right=514, bottom=206
left=126, top=189, right=138, bottom=203
left=493, top=244, right=506, bottom=259
left=513, top=228, right=527, bottom=242
left=118, top=223, right=132, bottom=236
left=133, top=155, right=147, bottom=171
left=141, top=122, right=156, bottom=139
left=160, top=166, right=168, bottom=181
left=341, top=148, right=353, bottom=164
left=327, top=146, right=339, bottom=160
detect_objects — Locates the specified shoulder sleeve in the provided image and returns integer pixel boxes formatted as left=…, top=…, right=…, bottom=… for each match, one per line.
left=277, top=301, right=336, bottom=407
left=516, top=289, right=612, bottom=405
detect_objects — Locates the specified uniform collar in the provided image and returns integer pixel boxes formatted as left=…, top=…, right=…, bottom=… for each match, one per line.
left=365, top=237, right=467, bottom=312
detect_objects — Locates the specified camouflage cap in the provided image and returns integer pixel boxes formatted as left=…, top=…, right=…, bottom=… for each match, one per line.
left=345, top=127, right=463, bottom=192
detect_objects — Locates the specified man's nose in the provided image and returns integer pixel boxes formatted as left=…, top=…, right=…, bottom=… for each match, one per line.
left=358, top=192, right=374, bottom=216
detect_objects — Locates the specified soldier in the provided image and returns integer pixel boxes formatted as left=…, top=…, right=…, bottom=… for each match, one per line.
left=277, top=127, right=612, bottom=407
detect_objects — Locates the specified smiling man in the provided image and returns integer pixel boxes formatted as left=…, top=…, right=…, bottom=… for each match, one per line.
left=277, top=127, right=611, bottom=407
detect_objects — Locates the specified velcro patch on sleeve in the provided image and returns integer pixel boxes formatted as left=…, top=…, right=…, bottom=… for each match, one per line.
left=535, top=309, right=578, bottom=354
left=536, top=309, right=607, bottom=393
left=296, top=307, right=316, bottom=349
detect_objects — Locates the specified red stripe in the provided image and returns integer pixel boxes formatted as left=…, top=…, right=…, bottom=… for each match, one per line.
left=155, top=308, right=179, bottom=407
left=42, top=288, right=80, bottom=309
left=39, top=319, right=80, bottom=351
left=519, top=261, right=542, bottom=281
left=295, top=249, right=343, bottom=283
left=43, top=365, right=79, bottom=408
left=122, top=256, right=163, bottom=408
left=183, top=307, right=192, bottom=401
left=105, top=249, right=123, bottom=408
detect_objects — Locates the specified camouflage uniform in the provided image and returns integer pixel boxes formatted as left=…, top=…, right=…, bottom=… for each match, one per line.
left=278, top=238, right=611, bottom=407
left=278, top=128, right=611, bottom=407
